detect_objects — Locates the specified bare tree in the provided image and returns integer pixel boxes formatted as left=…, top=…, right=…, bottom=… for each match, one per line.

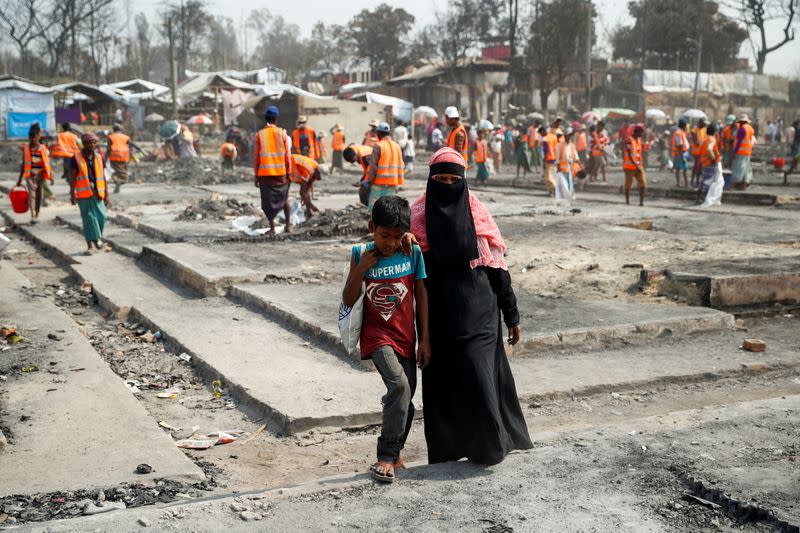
left=734, top=0, right=798, bottom=74
left=417, top=0, right=491, bottom=79
left=0, top=0, right=47, bottom=76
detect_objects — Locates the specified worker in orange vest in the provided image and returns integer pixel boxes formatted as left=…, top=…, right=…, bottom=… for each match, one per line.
left=290, top=154, right=322, bottom=218
left=541, top=125, right=559, bottom=195
left=50, top=123, right=81, bottom=184
left=689, top=118, right=708, bottom=187
left=317, top=130, right=329, bottom=163
left=555, top=127, right=581, bottom=199
left=15, top=123, right=52, bottom=224
left=719, top=114, right=737, bottom=167
left=67, top=133, right=109, bottom=254
left=731, top=114, right=755, bottom=190
left=254, top=106, right=293, bottom=234
left=589, top=121, right=609, bottom=182
left=363, top=119, right=379, bottom=147
left=623, top=124, right=647, bottom=206
left=527, top=122, right=542, bottom=168
left=330, top=124, right=346, bottom=175
left=444, top=106, right=468, bottom=167
left=220, top=141, right=237, bottom=174
left=365, top=122, right=404, bottom=210
left=291, top=115, right=318, bottom=160
left=106, top=124, right=134, bottom=193
left=343, top=143, right=373, bottom=205
left=698, top=123, right=721, bottom=197
left=474, top=129, right=490, bottom=185
left=575, top=125, right=588, bottom=167
left=672, top=119, right=690, bottom=188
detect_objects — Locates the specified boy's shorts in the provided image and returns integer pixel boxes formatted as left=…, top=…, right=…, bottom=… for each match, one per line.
left=624, top=169, right=647, bottom=190
left=673, top=156, right=688, bottom=171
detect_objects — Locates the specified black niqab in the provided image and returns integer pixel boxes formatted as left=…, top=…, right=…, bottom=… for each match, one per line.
left=425, top=177, right=478, bottom=268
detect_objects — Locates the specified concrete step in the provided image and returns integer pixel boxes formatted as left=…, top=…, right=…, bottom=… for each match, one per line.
left=139, top=242, right=266, bottom=296
left=0, top=263, right=204, bottom=496
left=232, top=282, right=735, bottom=356
left=2, top=214, right=384, bottom=434
left=56, top=212, right=161, bottom=258
left=643, top=256, right=800, bottom=310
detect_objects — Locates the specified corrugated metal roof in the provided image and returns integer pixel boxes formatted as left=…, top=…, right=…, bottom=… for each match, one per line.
left=0, top=75, right=53, bottom=94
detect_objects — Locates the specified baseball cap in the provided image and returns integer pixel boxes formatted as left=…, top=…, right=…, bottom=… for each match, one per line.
left=444, top=106, right=459, bottom=119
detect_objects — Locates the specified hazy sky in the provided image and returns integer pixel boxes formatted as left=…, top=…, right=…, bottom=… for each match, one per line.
left=133, top=0, right=800, bottom=76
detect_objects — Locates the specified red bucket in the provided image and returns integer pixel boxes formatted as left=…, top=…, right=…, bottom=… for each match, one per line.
left=773, top=157, right=785, bottom=170
left=9, top=185, right=29, bottom=214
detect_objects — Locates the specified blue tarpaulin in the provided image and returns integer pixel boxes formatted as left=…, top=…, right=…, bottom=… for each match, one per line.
left=7, top=112, right=47, bottom=138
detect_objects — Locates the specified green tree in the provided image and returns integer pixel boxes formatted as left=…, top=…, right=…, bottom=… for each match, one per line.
left=611, top=0, right=747, bottom=72
left=346, top=4, right=415, bottom=80
left=247, top=9, right=315, bottom=83
left=526, top=0, right=595, bottom=111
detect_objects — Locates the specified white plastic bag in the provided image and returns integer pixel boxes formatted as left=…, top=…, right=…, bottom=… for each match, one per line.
left=338, top=244, right=366, bottom=355
left=555, top=172, right=574, bottom=201
left=701, top=163, right=724, bottom=207
left=487, top=157, right=496, bottom=177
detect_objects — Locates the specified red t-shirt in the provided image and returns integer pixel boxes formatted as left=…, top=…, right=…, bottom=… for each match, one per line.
left=353, top=243, right=426, bottom=359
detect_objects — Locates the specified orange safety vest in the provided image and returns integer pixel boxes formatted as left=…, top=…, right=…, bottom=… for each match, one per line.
left=446, top=124, right=468, bottom=166
left=350, top=144, right=373, bottom=176
left=220, top=142, right=237, bottom=159
left=623, top=137, right=643, bottom=170
left=373, top=138, right=404, bottom=186
left=474, top=139, right=489, bottom=163
left=699, top=136, right=720, bottom=168
left=575, top=132, right=588, bottom=152
left=363, top=129, right=378, bottom=147
left=73, top=151, right=106, bottom=200
left=255, top=126, right=288, bottom=177
left=527, top=127, right=537, bottom=149
left=331, top=130, right=345, bottom=151
left=671, top=129, right=688, bottom=157
left=557, top=140, right=574, bottom=173
left=590, top=131, right=608, bottom=157
left=108, top=132, right=131, bottom=163
left=720, top=125, right=735, bottom=152
left=292, top=127, right=318, bottom=160
left=690, top=127, right=707, bottom=157
left=22, top=143, right=52, bottom=180
left=735, top=124, right=754, bottom=156
left=290, top=154, right=319, bottom=183
left=543, top=133, right=558, bottom=162
left=51, top=131, right=80, bottom=158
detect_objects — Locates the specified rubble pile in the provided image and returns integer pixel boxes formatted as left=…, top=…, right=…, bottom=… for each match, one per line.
left=177, top=198, right=261, bottom=221
left=0, top=478, right=214, bottom=523
left=293, top=205, right=370, bottom=239
left=0, top=144, right=19, bottom=172
left=141, top=158, right=250, bottom=185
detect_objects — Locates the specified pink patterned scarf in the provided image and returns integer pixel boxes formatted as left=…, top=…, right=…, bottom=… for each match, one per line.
left=410, top=191, right=508, bottom=270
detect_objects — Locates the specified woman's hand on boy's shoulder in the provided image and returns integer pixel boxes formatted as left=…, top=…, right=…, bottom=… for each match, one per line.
left=401, top=232, right=418, bottom=255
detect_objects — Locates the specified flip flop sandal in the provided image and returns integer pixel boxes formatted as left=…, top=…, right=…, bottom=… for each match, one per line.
left=370, top=462, right=395, bottom=483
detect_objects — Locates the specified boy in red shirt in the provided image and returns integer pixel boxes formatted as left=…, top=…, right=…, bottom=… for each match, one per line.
left=342, top=196, right=430, bottom=483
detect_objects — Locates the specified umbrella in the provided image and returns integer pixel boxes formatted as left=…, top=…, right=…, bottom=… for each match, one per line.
left=158, top=120, right=181, bottom=140
left=528, top=112, right=545, bottom=121
left=582, top=111, right=601, bottom=122
left=414, top=106, right=438, bottom=118
left=187, top=114, right=213, bottom=125
left=682, top=109, right=707, bottom=120
left=144, top=112, right=165, bottom=123
left=479, top=119, right=494, bottom=130
left=645, top=109, right=666, bottom=120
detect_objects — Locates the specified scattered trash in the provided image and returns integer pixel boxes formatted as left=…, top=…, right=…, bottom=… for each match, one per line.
left=83, top=501, right=126, bottom=515
left=21, top=365, right=38, bottom=372
left=206, top=431, right=239, bottom=445
left=176, top=430, right=242, bottom=449
left=153, top=331, right=163, bottom=341
left=158, top=421, right=181, bottom=431
left=135, top=464, right=153, bottom=474
left=175, top=438, right=217, bottom=450
left=80, top=281, right=93, bottom=294
left=742, top=338, right=767, bottom=352
left=682, top=493, right=721, bottom=510
left=178, top=352, right=192, bottom=363
left=125, top=380, right=142, bottom=394
left=211, top=380, right=224, bottom=398
left=178, top=198, right=261, bottom=222
left=157, top=388, right=181, bottom=399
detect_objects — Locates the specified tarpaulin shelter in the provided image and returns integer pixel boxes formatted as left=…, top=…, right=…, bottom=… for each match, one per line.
left=350, top=92, right=413, bottom=123
left=0, top=75, right=55, bottom=139
left=51, top=81, right=123, bottom=125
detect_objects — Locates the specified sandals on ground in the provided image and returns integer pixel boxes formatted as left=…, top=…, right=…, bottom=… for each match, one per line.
left=370, top=462, right=396, bottom=483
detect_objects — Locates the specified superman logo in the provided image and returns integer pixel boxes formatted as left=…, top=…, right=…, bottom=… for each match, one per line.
left=365, top=281, right=409, bottom=321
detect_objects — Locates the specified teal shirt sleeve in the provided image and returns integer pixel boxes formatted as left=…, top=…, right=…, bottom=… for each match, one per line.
left=412, top=245, right=427, bottom=280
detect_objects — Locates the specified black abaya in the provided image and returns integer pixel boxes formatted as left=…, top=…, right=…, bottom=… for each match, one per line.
left=422, top=255, right=533, bottom=465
